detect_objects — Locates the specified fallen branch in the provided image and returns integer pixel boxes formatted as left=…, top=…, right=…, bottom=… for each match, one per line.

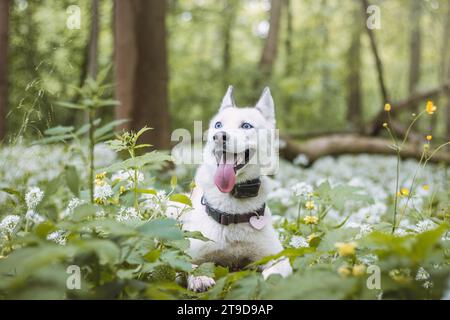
left=280, top=134, right=450, bottom=165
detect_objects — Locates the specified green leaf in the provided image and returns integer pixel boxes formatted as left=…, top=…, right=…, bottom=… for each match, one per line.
left=34, top=221, right=56, bottom=239
left=160, top=251, right=192, bottom=272
left=95, top=99, right=119, bottom=108
left=55, top=101, right=84, bottom=110
left=65, top=165, right=80, bottom=197
left=0, top=187, right=22, bottom=201
left=102, top=151, right=172, bottom=173
left=193, top=262, right=215, bottom=277
left=144, top=249, right=161, bottom=263
left=70, top=204, right=97, bottom=222
left=94, top=119, right=129, bottom=140
left=248, top=247, right=315, bottom=267
left=169, top=194, right=192, bottom=207
left=35, top=134, right=74, bottom=145
left=44, top=126, right=74, bottom=136
left=76, top=239, right=120, bottom=265
left=136, top=189, right=157, bottom=195
left=262, top=268, right=358, bottom=299
left=137, top=218, right=184, bottom=241
left=184, top=230, right=211, bottom=242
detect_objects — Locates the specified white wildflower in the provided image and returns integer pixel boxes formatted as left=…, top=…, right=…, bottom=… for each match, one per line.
left=289, top=235, right=309, bottom=248
left=293, top=154, right=309, bottom=166
left=414, top=219, right=435, bottom=233
left=61, top=198, right=86, bottom=219
left=415, top=267, right=430, bottom=281
left=291, top=182, right=313, bottom=197
left=94, top=183, right=113, bottom=201
left=25, top=210, right=46, bottom=224
left=394, top=228, right=408, bottom=237
left=0, top=215, right=21, bottom=235
left=47, top=230, right=67, bottom=245
left=116, top=207, right=140, bottom=222
left=359, top=254, right=378, bottom=265
left=423, top=281, right=433, bottom=289
left=96, top=209, right=107, bottom=218
left=25, top=187, right=44, bottom=209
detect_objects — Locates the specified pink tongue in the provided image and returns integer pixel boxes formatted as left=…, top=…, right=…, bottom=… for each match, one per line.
left=214, top=163, right=236, bottom=193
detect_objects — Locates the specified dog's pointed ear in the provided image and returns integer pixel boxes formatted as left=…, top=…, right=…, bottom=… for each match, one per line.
left=219, top=85, right=236, bottom=111
left=255, top=87, right=275, bottom=124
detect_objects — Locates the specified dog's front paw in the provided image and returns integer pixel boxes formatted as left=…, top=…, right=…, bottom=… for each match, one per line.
left=262, top=258, right=292, bottom=280
left=187, top=275, right=216, bottom=292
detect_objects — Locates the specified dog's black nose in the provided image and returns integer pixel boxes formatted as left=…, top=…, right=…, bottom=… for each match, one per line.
left=213, top=131, right=228, bottom=142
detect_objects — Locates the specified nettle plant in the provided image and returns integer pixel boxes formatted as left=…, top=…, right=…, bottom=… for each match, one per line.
left=0, top=74, right=208, bottom=299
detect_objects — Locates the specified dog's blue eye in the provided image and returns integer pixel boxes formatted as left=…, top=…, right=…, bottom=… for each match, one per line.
left=215, top=122, right=223, bottom=129
left=241, top=122, right=253, bottom=129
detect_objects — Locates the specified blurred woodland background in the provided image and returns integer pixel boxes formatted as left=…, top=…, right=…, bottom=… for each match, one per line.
left=0, top=0, right=449, bottom=162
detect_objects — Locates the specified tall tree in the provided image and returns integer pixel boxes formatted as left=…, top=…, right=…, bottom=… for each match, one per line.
left=0, top=0, right=10, bottom=140
left=221, top=0, right=236, bottom=87
left=114, top=0, right=171, bottom=150
left=88, top=0, right=100, bottom=80
left=284, top=0, right=293, bottom=76
left=408, top=0, right=422, bottom=111
left=444, top=0, right=450, bottom=141
left=319, top=0, right=333, bottom=119
left=254, top=0, right=283, bottom=91
left=360, top=0, right=389, bottom=105
left=346, top=3, right=363, bottom=131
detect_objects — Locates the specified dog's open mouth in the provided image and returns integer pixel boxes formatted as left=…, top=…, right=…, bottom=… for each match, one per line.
left=213, top=149, right=254, bottom=193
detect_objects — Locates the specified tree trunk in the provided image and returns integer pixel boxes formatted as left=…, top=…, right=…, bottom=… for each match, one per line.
left=114, top=0, right=171, bottom=150
left=346, top=3, right=363, bottom=131
left=284, top=0, right=293, bottom=76
left=408, top=0, right=422, bottom=111
left=360, top=0, right=389, bottom=106
left=222, top=0, right=236, bottom=87
left=443, top=0, right=450, bottom=141
left=254, top=0, right=283, bottom=91
left=280, top=134, right=450, bottom=165
left=88, top=0, right=100, bottom=79
left=0, top=0, right=10, bottom=140
left=319, top=0, right=333, bottom=119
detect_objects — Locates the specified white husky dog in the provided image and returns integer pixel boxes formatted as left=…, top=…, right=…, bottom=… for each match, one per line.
left=182, top=86, right=292, bottom=292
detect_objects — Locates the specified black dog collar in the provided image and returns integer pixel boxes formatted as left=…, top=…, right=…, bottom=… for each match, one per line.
left=201, top=196, right=265, bottom=226
left=231, top=178, right=261, bottom=198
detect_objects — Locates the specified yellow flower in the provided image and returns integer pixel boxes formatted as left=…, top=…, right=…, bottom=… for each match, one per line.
left=95, top=178, right=105, bottom=186
left=384, top=103, right=391, bottom=112
left=400, top=188, right=409, bottom=197
left=382, top=122, right=388, bottom=128
left=303, top=215, right=318, bottom=225
left=422, top=185, right=430, bottom=191
left=425, top=101, right=437, bottom=115
left=338, top=265, right=351, bottom=277
left=119, top=186, right=126, bottom=194
left=95, top=172, right=106, bottom=180
left=305, top=200, right=315, bottom=210
left=335, top=242, right=357, bottom=257
left=352, top=264, right=366, bottom=277
left=426, top=135, right=432, bottom=141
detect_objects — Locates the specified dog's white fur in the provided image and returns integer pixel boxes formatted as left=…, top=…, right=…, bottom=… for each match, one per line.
left=181, top=86, right=292, bottom=292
